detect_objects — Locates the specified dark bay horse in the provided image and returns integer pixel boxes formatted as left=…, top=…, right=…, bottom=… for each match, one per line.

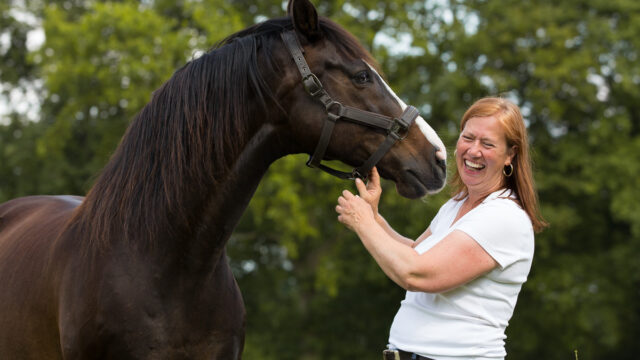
left=0, top=0, right=447, bottom=358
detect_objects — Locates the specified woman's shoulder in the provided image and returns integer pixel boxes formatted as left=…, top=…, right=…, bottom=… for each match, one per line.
left=484, top=189, right=523, bottom=208
left=456, top=190, right=534, bottom=262
left=476, top=190, right=533, bottom=229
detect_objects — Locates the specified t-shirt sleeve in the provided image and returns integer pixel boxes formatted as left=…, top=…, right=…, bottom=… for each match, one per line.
left=453, top=200, right=534, bottom=269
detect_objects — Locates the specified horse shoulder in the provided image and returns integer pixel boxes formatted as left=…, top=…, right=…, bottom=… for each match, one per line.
left=0, top=195, right=84, bottom=359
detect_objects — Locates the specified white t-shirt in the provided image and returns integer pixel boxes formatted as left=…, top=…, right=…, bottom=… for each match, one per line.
left=388, top=189, right=534, bottom=360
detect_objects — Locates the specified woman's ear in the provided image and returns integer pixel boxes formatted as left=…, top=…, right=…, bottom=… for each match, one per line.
left=287, top=0, right=322, bottom=41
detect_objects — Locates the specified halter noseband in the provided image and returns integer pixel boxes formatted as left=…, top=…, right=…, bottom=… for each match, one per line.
left=280, top=30, right=420, bottom=180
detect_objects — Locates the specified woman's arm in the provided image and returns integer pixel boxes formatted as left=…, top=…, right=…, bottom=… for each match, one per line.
left=373, top=212, right=416, bottom=247
left=336, top=190, right=498, bottom=293
left=374, top=214, right=433, bottom=248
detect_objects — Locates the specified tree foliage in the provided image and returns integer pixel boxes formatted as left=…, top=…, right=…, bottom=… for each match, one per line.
left=1, top=0, right=639, bottom=359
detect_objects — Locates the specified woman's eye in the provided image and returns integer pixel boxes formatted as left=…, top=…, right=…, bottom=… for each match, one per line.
left=353, top=70, right=371, bottom=84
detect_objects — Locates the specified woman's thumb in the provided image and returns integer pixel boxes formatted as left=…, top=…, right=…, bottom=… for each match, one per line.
left=355, top=178, right=368, bottom=197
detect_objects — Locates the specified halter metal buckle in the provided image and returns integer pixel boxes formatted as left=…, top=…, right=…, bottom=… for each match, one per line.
left=389, top=118, right=409, bottom=140
left=303, top=74, right=324, bottom=97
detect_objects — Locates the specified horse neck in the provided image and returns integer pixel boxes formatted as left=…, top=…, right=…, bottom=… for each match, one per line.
left=71, top=32, right=298, bottom=273
left=183, top=122, right=285, bottom=269
left=73, top=111, right=288, bottom=275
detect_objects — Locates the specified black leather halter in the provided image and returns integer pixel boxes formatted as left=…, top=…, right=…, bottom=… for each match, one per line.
left=281, top=30, right=420, bottom=180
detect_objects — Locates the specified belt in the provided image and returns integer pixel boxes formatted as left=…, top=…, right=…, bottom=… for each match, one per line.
left=383, top=349, right=435, bottom=360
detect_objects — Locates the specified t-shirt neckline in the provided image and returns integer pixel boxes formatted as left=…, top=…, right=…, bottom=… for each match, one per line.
left=449, top=188, right=513, bottom=228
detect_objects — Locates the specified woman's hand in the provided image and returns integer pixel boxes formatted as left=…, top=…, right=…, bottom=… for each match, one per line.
left=336, top=190, right=375, bottom=232
left=354, top=167, right=382, bottom=216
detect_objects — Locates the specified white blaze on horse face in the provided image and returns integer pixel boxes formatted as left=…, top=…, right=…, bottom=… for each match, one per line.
left=365, top=62, right=447, bottom=162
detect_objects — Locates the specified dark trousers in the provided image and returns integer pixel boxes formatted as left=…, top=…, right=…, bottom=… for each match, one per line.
left=383, top=349, right=435, bottom=360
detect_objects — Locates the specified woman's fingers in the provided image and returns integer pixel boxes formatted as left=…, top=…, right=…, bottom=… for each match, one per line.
left=355, top=177, right=367, bottom=196
left=335, top=204, right=346, bottom=214
left=337, top=196, right=349, bottom=207
left=369, top=166, right=381, bottom=189
left=342, top=189, right=355, bottom=199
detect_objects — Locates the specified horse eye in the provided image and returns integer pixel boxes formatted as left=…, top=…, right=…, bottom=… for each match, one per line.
left=353, top=70, right=372, bottom=85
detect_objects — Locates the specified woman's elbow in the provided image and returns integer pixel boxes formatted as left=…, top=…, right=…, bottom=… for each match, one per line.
left=394, top=258, right=448, bottom=293
left=403, top=273, right=449, bottom=293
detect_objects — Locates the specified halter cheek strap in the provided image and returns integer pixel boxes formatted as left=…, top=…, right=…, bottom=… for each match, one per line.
left=281, top=30, right=419, bottom=180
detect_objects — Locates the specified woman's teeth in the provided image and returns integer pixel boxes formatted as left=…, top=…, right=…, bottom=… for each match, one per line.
left=465, top=159, right=485, bottom=170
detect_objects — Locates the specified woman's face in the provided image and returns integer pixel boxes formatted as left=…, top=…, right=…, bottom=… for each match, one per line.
left=455, top=115, right=515, bottom=195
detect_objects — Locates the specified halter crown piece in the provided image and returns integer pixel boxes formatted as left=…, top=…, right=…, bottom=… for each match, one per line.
left=280, top=30, right=420, bottom=180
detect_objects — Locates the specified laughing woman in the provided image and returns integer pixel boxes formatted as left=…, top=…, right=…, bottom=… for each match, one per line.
left=336, top=97, right=547, bottom=360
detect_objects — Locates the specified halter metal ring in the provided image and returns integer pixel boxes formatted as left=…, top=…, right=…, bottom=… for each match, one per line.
left=351, top=168, right=366, bottom=180
left=326, top=101, right=343, bottom=122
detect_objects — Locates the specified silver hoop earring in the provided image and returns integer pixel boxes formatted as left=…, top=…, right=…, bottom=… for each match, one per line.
left=503, top=164, right=514, bottom=177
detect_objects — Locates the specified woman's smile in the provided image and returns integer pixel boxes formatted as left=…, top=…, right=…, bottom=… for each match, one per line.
left=463, top=159, right=485, bottom=171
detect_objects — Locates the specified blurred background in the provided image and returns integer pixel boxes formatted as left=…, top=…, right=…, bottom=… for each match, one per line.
left=1, top=0, right=639, bottom=359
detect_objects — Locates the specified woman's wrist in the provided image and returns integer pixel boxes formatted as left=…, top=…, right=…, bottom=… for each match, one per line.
left=374, top=212, right=385, bottom=225
left=354, top=214, right=382, bottom=239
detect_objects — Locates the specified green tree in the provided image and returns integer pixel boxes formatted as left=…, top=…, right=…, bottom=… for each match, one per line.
left=1, top=0, right=639, bottom=359
left=33, top=2, right=194, bottom=194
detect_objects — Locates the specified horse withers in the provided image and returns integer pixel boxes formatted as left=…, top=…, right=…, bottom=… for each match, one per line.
left=0, top=0, right=446, bottom=358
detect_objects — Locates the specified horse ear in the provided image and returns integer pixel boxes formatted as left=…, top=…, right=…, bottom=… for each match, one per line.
left=287, top=0, right=322, bottom=41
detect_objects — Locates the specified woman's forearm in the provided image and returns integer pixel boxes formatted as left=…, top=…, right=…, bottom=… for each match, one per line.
left=355, top=219, right=419, bottom=289
left=375, top=213, right=415, bottom=247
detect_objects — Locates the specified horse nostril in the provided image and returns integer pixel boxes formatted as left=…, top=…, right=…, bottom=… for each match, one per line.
left=432, top=145, right=446, bottom=161
left=432, top=146, right=446, bottom=167
left=432, top=146, right=446, bottom=170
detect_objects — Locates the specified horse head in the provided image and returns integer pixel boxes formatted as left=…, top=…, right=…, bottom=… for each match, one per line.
left=276, top=0, right=447, bottom=198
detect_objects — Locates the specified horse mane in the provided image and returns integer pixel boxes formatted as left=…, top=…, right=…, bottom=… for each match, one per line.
left=68, top=16, right=378, bottom=252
